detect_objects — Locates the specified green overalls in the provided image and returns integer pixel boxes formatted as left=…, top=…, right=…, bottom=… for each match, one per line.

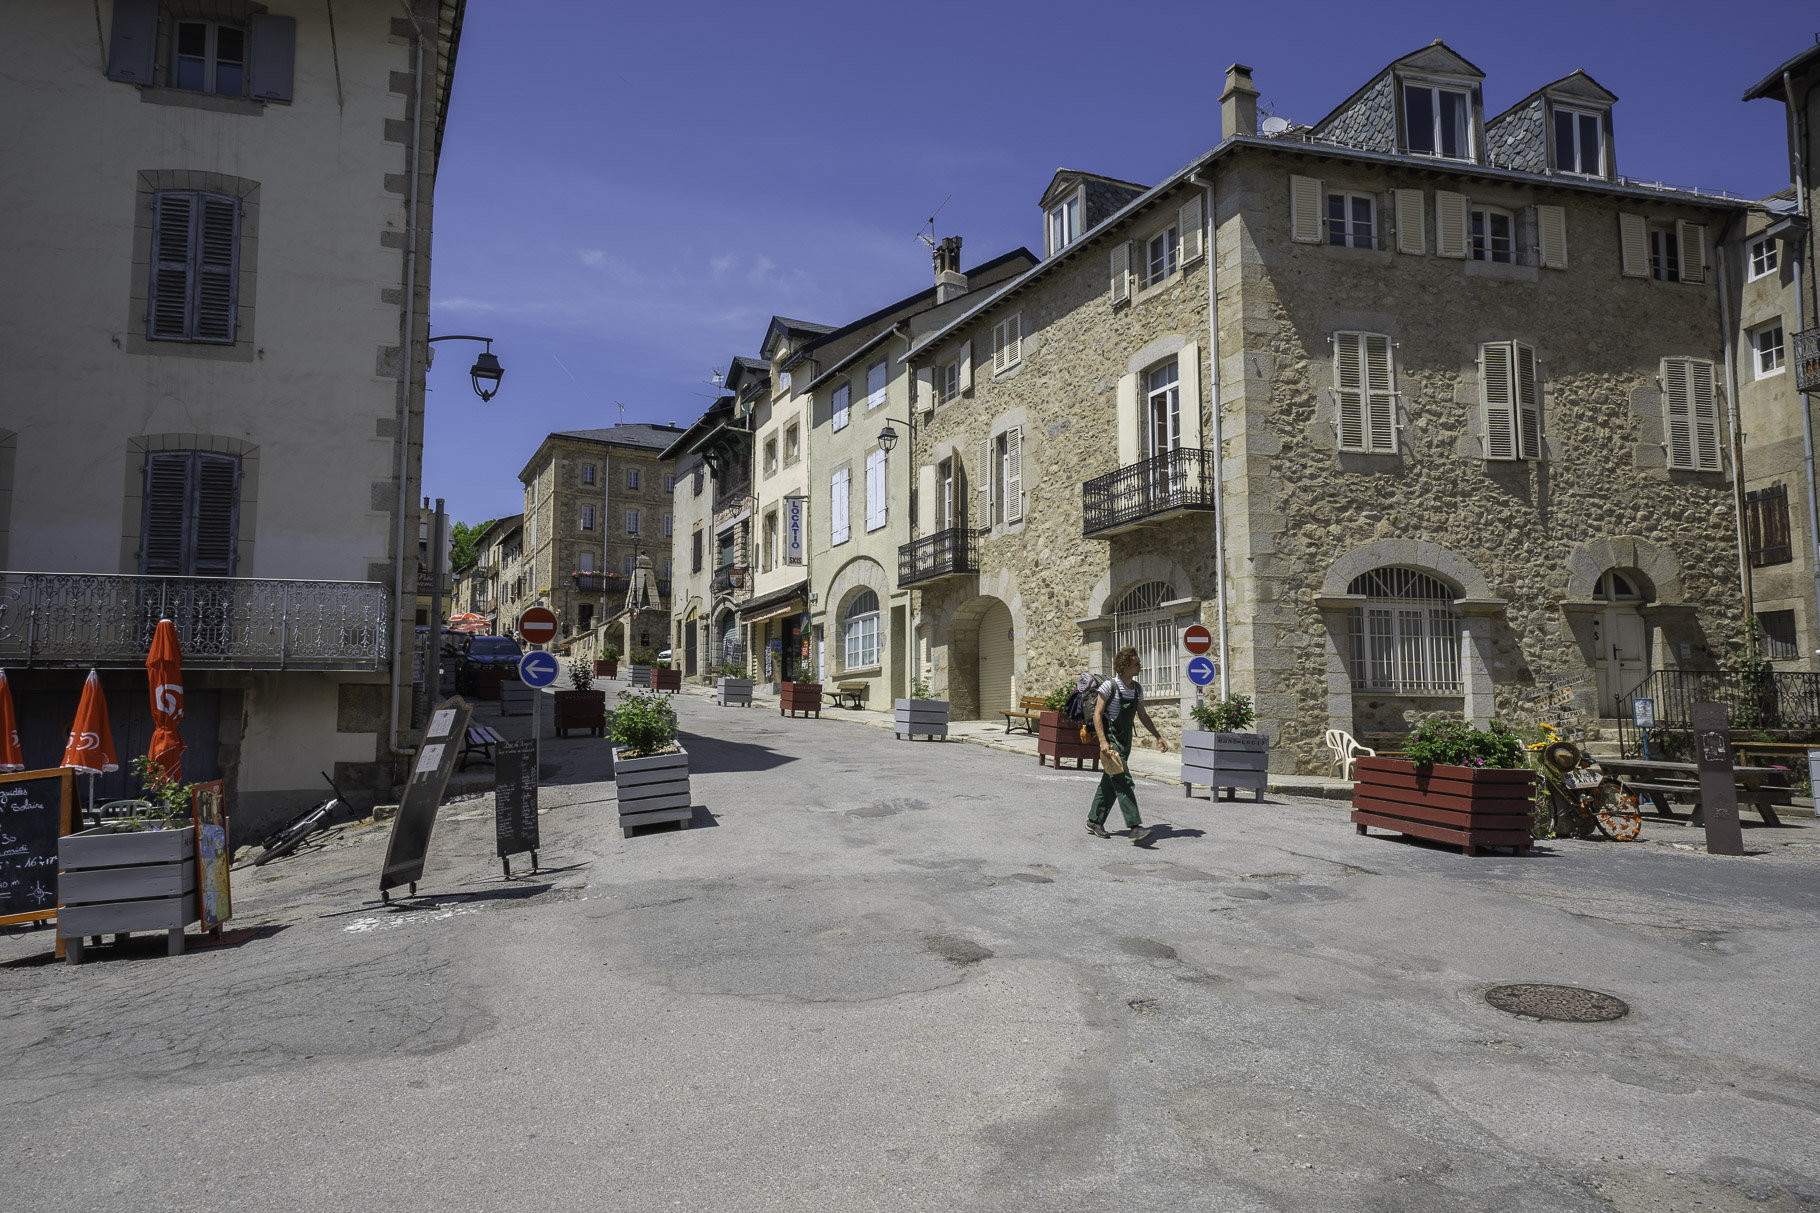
left=1088, top=680, right=1143, bottom=830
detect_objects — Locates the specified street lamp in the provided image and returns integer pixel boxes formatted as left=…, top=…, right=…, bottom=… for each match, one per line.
left=427, top=334, right=506, bottom=402
left=877, top=416, right=913, bottom=453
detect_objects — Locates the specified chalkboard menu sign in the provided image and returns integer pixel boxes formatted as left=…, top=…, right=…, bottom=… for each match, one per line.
left=380, top=696, right=474, bottom=900
left=0, top=769, right=75, bottom=926
left=494, top=737, right=539, bottom=875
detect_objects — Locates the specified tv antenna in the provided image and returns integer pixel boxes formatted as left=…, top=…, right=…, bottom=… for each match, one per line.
left=693, top=365, right=728, bottom=400
left=914, top=194, right=952, bottom=250
left=613, top=400, right=628, bottom=425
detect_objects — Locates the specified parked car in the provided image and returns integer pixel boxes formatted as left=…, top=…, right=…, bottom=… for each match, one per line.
left=658, top=648, right=673, bottom=663
left=455, top=634, right=523, bottom=693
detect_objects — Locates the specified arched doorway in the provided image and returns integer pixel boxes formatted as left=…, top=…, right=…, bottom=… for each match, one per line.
left=1590, top=570, right=1649, bottom=716
left=976, top=599, right=1015, bottom=717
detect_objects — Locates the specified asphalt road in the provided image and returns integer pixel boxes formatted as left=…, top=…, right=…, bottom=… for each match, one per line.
left=3, top=690, right=1818, bottom=1212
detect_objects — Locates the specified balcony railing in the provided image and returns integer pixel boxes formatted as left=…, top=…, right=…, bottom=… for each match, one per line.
left=1082, top=447, right=1217, bottom=537
left=899, top=526, right=979, bottom=586
left=1796, top=326, right=1820, bottom=393
left=570, top=573, right=623, bottom=593
left=0, top=572, right=391, bottom=670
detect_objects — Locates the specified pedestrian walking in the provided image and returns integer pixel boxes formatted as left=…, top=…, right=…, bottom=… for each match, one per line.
left=1087, top=645, right=1168, bottom=843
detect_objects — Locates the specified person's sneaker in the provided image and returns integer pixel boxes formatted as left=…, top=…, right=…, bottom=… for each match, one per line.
left=1085, top=821, right=1111, bottom=838
left=1129, top=825, right=1154, bottom=844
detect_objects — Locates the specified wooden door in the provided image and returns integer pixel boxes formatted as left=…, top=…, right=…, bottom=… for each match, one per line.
left=976, top=600, right=1015, bottom=717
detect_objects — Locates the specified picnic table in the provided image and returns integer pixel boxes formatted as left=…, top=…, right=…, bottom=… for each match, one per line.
left=1729, top=740, right=1814, bottom=769
left=1599, top=757, right=1789, bottom=827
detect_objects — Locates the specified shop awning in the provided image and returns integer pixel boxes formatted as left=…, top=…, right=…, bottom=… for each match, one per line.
left=739, top=580, right=807, bottom=625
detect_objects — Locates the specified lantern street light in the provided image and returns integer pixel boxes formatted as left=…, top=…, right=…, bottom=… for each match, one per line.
left=876, top=416, right=914, bottom=453
left=427, top=334, right=506, bottom=402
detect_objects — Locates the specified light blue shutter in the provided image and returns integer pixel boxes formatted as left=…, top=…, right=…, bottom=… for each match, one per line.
left=831, top=469, right=850, bottom=544
left=149, top=193, right=195, bottom=339
left=106, top=0, right=159, bottom=84
left=247, top=14, right=296, bottom=103
left=195, top=195, right=239, bottom=343
left=865, top=450, right=886, bottom=530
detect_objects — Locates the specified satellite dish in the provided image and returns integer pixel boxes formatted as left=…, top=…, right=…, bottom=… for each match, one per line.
left=1261, top=115, right=1291, bottom=135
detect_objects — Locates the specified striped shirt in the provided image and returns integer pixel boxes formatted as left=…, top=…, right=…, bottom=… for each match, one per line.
left=1098, top=676, right=1143, bottom=711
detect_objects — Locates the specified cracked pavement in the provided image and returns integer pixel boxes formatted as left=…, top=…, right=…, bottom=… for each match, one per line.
left=3, top=688, right=1818, bottom=1211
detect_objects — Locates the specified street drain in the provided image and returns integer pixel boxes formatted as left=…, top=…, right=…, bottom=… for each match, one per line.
left=1485, top=984, right=1630, bottom=1023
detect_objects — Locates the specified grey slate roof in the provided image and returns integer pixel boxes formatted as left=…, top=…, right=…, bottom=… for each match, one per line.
left=552, top=423, right=686, bottom=451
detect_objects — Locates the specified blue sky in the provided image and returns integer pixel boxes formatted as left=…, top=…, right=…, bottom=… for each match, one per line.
left=424, top=0, right=1817, bottom=525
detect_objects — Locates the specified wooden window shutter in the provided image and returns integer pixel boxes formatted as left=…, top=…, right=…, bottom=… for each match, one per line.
left=1364, top=335, right=1395, bottom=453
left=1177, top=342, right=1203, bottom=449
left=1394, top=189, right=1425, bottom=254
left=149, top=192, right=195, bottom=339
left=976, top=438, right=993, bottom=521
left=192, top=454, right=241, bottom=576
left=1690, top=359, right=1721, bottom=470
left=195, top=195, right=239, bottom=342
left=1537, top=205, right=1568, bottom=269
left=140, top=453, right=193, bottom=575
left=1514, top=342, right=1541, bottom=459
left=1677, top=220, right=1708, bottom=284
left=957, top=341, right=973, bottom=393
left=1116, top=373, right=1141, bottom=465
left=1109, top=242, right=1131, bottom=303
left=1334, top=332, right=1366, bottom=452
left=247, top=14, right=297, bottom=103
left=1663, top=358, right=1695, bottom=468
left=1481, top=342, right=1517, bottom=460
left=107, top=0, right=159, bottom=83
left=994, top=314, right=1020, bottom=369
left=991, top=322, right=1005, bottom=373
left=1003, top=428, right=1024, bottom=523
left=1290, top=175, right=1323, bottom=244
left=866, top=450, right=886, bottom=530
left=1620, top=213, right=1649, bottom=278
left=831, top=469, right=850, bottom=544
left=1177, top=194, right=1204, bottom=264
left=915, top=365, right=934, bottom=413
left=1434, top=191, right=1469, bottom=258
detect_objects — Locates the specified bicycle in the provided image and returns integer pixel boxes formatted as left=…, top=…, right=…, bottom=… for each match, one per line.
left=252, top=772, right=359, bottom=866
left=1527, top=725, right=1643, bottom=841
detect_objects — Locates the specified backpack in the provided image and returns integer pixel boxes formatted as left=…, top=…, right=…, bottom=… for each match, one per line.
left=1062, top=670, right=1100, bottom=741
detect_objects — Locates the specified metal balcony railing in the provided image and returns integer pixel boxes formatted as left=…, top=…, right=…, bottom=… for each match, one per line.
left=0, top=572, right=391, bottom=670
left=1616, top=667, right=1820, bottom=758
left=898, top=526, right=979, bottom=586
left=1082, top=447, right=1217, bottom=537
left=1795, top=326, right=1820, bottom=393
left=570, top=573, right=622, bottom=593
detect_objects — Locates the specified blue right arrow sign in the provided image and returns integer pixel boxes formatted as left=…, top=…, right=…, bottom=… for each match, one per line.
left=1187, top=656, right=1218, bottom=687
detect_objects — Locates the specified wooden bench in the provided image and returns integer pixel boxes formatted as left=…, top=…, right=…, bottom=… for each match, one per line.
left=832, top=681, right=868, bottom=709
left=1002, top=695, right=1047, bottom=735
left=460, top=725, right=503, bottom=771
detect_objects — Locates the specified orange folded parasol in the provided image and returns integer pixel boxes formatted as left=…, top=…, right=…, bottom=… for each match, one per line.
left=0, top=669, right=22, bottom=772
left=146, top=618, right=186, bottom=780
left=62, top=669, right=118, bottom=776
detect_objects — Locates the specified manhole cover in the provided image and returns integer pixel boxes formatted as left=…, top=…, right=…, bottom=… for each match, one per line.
left=1485, top=984, right=1630, bottom=1023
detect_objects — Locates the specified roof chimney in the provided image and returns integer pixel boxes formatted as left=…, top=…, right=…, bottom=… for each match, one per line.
left=933, top=235, right=967, bottom=303
left=1221, top=63, right=1257, bottom=139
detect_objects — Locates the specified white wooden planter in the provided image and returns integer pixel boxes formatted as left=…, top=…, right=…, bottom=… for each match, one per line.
left=59, top=824, right=198, bottom=963
left=628, top=664, right=652, bottom=688
left=613, top=742, right=692, bottom=836
left=717, top=677, right=754, bottom=707
left=499, top=682, right=534, bottom=716
left=894, top=698, right=950, bottom=740
left=1181, top=731, right=1269, bottom=802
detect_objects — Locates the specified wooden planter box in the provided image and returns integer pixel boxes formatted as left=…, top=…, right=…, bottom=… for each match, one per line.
left=717, top=677, right=754, bottom=707
left=594, top=660, right=619, bottom=679
left=553, top=689, right=605, bottom=737
left=894, top=698, right=949, bottom=740
left=1351, top=757, right=1535, bottom=857
left=58, top=825, right=198, bottom=963
left=780, top=681, right=822, bottom=718
left=474, top=667, right=505, bottom=700
left=651, top=668, right=682, bottom=692
left=613, top=743, right=692, bottom=836
left=1038, top=711, right=1100, bottom=770
left=627, top=664, right=652, bottom=688
left=499, top=682, right=534, bottom=716
left=1181, top=730, right=1269, bottom=801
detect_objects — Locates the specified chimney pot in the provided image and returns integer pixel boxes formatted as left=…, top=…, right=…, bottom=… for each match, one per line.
left=934, top=235, right=968, bottom=303
left=1220, top=63, right=1258, bottom=140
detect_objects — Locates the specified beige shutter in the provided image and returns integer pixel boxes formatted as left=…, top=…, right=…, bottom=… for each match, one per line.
left=1481, top=342, right=1517, bottom=460
left=1290, top=175, right=1323, bottom=244
left=1177, top=341, right=1203, bottom=449
left=957, top=341, right=973, bottom=393
left=1004, top=315, right=1021, bottom=367
left=1178, top=194, right=1204, bottom=263
left=1663, top=358, right=1694, bottom=469
left=1003, top=427, right=1024, bottom=523
left=1117, top=372, right=1141, bottom=465
left=1364, top=335, right=1395, bottom=452
left=915, top=365, right=934, bottom=413
left=1537, top=205, right=1568, bottom=269
left=1514, top=342, right=1541, bottom=459
left=1435, top=191, right=1469, bottom=258
left=1620, top=213, right=1649, bottom=278
left=1690, top=359, right=1721, bottom=469
left=917, top=464, right=937, bottom=533
left=977, top=437, right=993, bottom=519
left=1334, top=332, right=1365, bottom=451
left=1110, top=242, right=1131, bottom=303
left=1394, top=189, right=1425, bottom=254
left=1677, top=220, right=1707, bottom=284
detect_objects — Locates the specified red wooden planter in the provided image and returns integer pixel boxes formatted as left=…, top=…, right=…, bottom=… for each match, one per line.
left=1350, top=757, right=1535, bottom=857
left=553, top=689, right=605, bottom=738
left=1038, top=711, right=1101, bottom=771
left=474, top=668, right=504, bottom=701
left=594, top=660, right=618, bottom=679
left=780, top=681, right=822, bottom=718
left=650, top=668, right=682, bottom=692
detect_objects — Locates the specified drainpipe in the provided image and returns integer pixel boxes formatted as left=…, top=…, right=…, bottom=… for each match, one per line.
left=1787, top=70, right=1820, bottom=664
left=1190, top=172, right=1230, bottom=698
left=388, top=18, right=428, bottom=753
left=1716, top=240, right=1753, bottom=636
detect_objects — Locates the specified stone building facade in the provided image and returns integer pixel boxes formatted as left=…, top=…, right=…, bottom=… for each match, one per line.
left=449, top=513, right=521, bottom=625
left=663, top=400, right=727, bottom=682
left=903, top=44, right=1753, bottom=774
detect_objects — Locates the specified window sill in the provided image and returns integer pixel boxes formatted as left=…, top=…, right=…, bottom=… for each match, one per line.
left=839, top=665, right=882, bottom=678
left=139, top=87, right=265, bottom=116
left=1133, top=270, right=1186, bottom=305
left=1322, top=244, right=1393, bottom=264
left=1464, top=259, right=1539, bottom=283
left=1755, top=368, right=1787, bottom=381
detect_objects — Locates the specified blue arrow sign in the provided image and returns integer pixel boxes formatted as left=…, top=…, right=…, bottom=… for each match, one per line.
left=518, top=651, right=560, bottom=688
left=1187, top=656, right=1218, bottom=688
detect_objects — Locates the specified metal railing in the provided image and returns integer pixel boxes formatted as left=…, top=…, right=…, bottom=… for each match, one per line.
left=898, top=526, right=979, bottom=585
left=0, top=572, right=390, bottom=670
left=1796, top=326, right=1820, bottom=393
left=1617, top=667, right=1820, bottom=757
left=570, top=573, right=622, bottom=593
left=1082, top=447, right=1217, bottom=537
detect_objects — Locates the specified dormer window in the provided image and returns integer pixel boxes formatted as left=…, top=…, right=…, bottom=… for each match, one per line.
left=1047, top=193, right=1082, bottom=256
left=1552, top=106, right=1605, bottom=176
left=1402, top=82, right=1472, bottom=160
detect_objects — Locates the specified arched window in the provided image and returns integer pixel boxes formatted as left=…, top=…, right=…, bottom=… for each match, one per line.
left=844, top=589, right=880, bottom=670
left=1593, top=570, right=1643, bottom=602
left=1346, top=568, right=1460, bottom=693
left=1113, top=581, right=1180, bottom=695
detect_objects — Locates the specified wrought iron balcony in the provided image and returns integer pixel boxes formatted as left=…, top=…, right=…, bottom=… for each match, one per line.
left=899, top=526, right=979, bottom=586
left=0, top=573, right=391, bottom=671
left=1082, top=447, right=1217, bottom=537
left=570, top=572, right=623, bottom=593
left=1796, top=326, right=1820, bottom=393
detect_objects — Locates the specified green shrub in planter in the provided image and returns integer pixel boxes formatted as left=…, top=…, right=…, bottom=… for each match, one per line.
left=1403, top=719, right=1526, bottom=770
left=568, top=657, right=595, bottom=692
left=1189, top=693, right=1256, bottom=734
left=609, top=688, right=679, bottom=758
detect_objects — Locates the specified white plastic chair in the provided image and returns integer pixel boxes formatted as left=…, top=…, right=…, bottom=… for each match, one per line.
left=1324, top=729, right=1375, bottom=780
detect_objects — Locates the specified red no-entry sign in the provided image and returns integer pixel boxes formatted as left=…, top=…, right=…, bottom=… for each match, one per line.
left=1181, top=623, right=1213, bottom=655
left=518, top=606, right=558, bottom=645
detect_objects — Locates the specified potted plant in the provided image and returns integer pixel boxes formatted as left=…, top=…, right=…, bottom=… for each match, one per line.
left=1038, top=683, right=1099, bottom=770
left=1351, top=719, right=1535, bottom=857
left=781, top=646, right=822, bottom=718
left=627, top=648, right=654, bottom=688
left=717, top=660, right=754, bottom=707
left=610, top=687, right=692, bottom=836
left=59, top=757, right=202, bottom=962
left=595, top=644, right=620, bottom=680
left=1181, top=693, right=1269, bottom=802
left=650, top=656, right=682, bottom=692
left=554, top=657, right=606, bottom=738
left=894, top=676, right=949, bottom=741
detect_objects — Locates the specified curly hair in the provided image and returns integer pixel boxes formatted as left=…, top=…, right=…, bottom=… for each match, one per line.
left=1113, top=645, right=1141, bottom=676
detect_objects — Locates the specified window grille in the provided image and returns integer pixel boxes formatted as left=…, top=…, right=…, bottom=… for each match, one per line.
left=1113, top=581, right=1180, bottom=697
left=1345, top=568, right=1461, bottom=693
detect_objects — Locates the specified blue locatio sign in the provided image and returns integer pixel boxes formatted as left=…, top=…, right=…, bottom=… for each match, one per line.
left=518, top=651, right=560, bottom=688
left=1187, top=656, right=1218, bottom=687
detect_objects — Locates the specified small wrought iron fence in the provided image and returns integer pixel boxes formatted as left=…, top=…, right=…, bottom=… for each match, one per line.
left=898, top=526, right=979, bottom=586
left=1795, top=326, right=1820, bottom=393
left=1082, top=447, right=1217, bottom=537
left=1616, top=667, right=1820, bottom=757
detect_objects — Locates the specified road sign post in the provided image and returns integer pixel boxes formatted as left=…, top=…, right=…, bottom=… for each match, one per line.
left=518, top=606, right=558, bottom=647
left=1182, top=624, right=1215, bottom=706
left=518, top=651, right=560, bottom=774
